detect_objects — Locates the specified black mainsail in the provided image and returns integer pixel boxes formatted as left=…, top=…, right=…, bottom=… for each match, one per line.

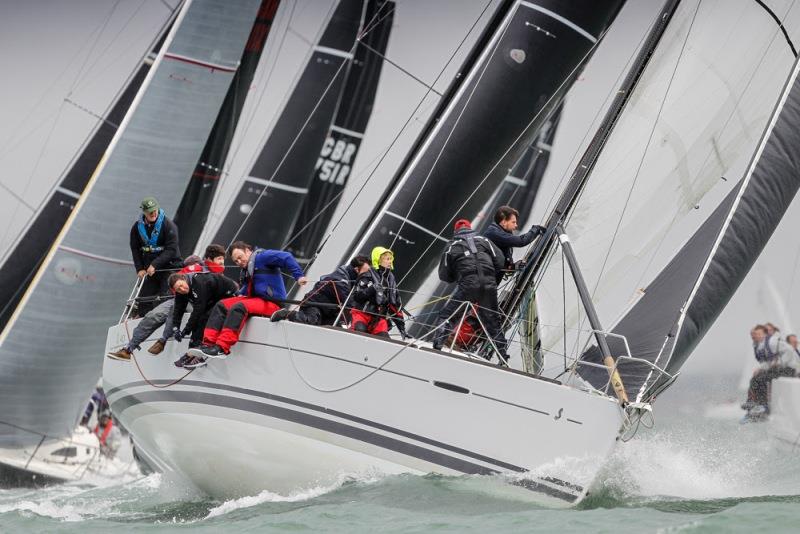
left=343, top=0, right=625, bottom=295
left=286, top=0, right=393, bottom=263
left=212, top=0, right=366, bottom=249
left=173, top=0, right=281, bottom=256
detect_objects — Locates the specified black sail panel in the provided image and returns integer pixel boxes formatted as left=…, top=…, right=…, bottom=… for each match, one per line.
left=0, top=19, right=174, bottom=330
left=288, top=0, right=393, bottom=263
left=344, top=0, right=624, bottom=293
left=174, top=0, right=281, bottom=255
left=213, top=0, right=365, bottom=249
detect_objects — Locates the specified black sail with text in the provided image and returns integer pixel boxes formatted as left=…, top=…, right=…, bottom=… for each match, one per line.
left=212, top=0, right=365, bottom=249
left=344, top=0, right=625, bottom=294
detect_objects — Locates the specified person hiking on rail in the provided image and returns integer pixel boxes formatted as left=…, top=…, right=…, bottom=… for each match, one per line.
left=185, top=241, right=307, bottom=368
left=107, top=245, right=226, bottom=361
left=349, top=247, right=406, bottom=338
left=742, top=324, right=798, bottom=420
left=432, top=219, right=508, bottom=363
left=129, top=197, right=181, bottom=315
left=271, top=255, right=371, bottom=326
left=483, top=205, right=545, bottom=282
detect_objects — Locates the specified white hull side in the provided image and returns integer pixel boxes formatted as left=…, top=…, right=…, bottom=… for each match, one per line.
left=104, top=320, right=623, bottom=506
left=769, top=377, right=800, bottom=451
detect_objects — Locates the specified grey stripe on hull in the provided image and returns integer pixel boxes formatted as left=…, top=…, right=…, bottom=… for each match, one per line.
left=110, top=388, right=579, bottom=503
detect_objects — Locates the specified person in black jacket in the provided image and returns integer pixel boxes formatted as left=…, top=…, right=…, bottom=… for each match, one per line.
left=167, top=271, right=238, bottom=364
left=129, top=197, right=181, bottom=315
left=350, top=247, right=406, bottom=338
left=483, top=205, right=545, bottom=283
left=272, top=256, right=371, bottom=326
left=432, top=219, right=508, bottom=363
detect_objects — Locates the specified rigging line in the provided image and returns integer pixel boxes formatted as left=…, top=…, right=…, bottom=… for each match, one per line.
left=314, top=0, right=495, bottom=260
left=753, top=0, right=798, bottom=57
left=397, top=21, right=615, bottom=287
left=586, top=0, right=703, bottom=300
left=68, top=0, right=125, bottom=95
left=358, top=0, right=395, bottom=39
left=389, top=6, right=513, bottom=253
left=359, top=41, right=443, bottom=96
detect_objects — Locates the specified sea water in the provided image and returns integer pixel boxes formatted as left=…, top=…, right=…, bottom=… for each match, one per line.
left=1, top=374, right=797, bottom=533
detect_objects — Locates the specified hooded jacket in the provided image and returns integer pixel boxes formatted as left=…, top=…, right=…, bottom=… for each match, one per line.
left=353, top=247, right=401, bottom=315
left=238, top=248, right=304, bottom=301
left=172, top=272, right=239, bottom=333
left=439, top=228, right=504, bottom=294
left=305, top=264, right=358, bottom=308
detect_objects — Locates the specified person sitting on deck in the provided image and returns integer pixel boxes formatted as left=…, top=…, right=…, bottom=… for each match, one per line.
left=742, top=324, right=798, bottom=419
left=107, top=245, right=226, bottom=361
left=483, top=205, right=545, bottom=283
left=129, top=197, right=182, bottom=315
left=271, top=255, right=371, bottom=326
left=349, top=247, right=406, bottom=338
left=186, top=241, right=307, bottom=367
left=169, top=270, right=239, bottom=368
left=432, top=219, right=508, bottom=363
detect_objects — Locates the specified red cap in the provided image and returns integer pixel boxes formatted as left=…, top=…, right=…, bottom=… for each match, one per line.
left=454, top=219, right=472, bottom=231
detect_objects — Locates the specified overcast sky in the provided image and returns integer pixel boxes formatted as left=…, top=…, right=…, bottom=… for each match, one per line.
left=2, top=0, right=800, bottom=379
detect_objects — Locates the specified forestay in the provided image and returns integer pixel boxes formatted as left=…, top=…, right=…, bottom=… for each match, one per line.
left=0, top=0, right=261, bottom=446
left=528, top=0, right=800, bottom=400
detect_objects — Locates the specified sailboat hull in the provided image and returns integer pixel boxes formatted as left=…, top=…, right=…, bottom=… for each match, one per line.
left=103, top=320, right=622, bottom=506
left=769, top=377, right=800, bottom=451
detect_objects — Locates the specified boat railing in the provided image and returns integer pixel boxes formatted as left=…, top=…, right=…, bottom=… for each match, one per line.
left=119, top=276, right=145, bottom=323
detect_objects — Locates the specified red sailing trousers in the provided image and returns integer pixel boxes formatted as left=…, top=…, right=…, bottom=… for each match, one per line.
left=203, top=296, right=280, bottom=352
left=350, top=310, right=389, bottom=336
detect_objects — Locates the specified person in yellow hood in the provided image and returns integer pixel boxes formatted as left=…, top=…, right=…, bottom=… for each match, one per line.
left=350, top=247, right=406, bottom=337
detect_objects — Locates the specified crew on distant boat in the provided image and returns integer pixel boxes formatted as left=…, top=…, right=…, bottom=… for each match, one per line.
left=129, top=196, right=181, bottom=315
left=79, top=383, right=109, bottom=427
left=94, top=412, right=122, bottom=458
left=349, top=247, right=406, bottom=338
left=107, top=245, right=226, bottom=361
left=272, top=255, right=371, bottom=326
left=432, top=219, right=508, bottom=362
left=742, top=324, right=798, bottom=420
left=483, top=205, right=545, bottom=282
left=170, top=269, right=239, bottom=368
left=185, top=241, right=307, bottom=367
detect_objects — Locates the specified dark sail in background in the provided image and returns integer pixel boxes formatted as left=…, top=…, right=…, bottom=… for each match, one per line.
left=0, top=15, right=177, bottom=330
left=344, top=0, right=625, bottom=294
left=286, top=0, right=393, bottom=263
left=213, top=0, right=366, bottom=249
left=173, top=0, right=280, bottom=256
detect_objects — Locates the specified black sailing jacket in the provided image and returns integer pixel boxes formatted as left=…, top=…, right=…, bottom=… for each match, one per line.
left=172, top=273, right=238, bottom=333
left=439, top=228, right=504, bottom=295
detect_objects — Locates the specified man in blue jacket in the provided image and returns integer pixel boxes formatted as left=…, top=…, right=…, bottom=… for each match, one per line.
left=187, top=241, right=307, bottom=365
left=483, top=205, right=545, bottom=283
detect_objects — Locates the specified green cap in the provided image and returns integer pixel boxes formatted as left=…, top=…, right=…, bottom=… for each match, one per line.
left=140, top=197, right=159, bottom=213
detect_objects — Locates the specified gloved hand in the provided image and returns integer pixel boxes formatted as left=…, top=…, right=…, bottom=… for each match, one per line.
left=514, top=259, right=527, bottom=271
left=530, top=224, right=546, bottom=236
left=181, top=326, right=192, bottom=339
left=172, top=327, right=183, bottom=342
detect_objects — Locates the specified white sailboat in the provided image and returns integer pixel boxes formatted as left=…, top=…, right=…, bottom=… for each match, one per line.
left=102, top=0, right=800, bottom=507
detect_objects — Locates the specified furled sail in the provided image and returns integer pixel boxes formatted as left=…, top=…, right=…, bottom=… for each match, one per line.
left=0, top=0, right=262, bottom=446
left=286, top=0, right=393, bottom=263
left=172, top=0, right=281, bottom=256
left=0, top=14, right=177, bottom=332
left=511, top=0, right=800, bottom=401
left=211, top=0, right=366, bottom=249
left=343, top=0, right=625, bottom=295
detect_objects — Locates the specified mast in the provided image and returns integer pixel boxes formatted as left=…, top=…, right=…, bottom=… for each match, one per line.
left=502, top=0, right=680, bottom=319
left=342, top=0, right=626, bottom=295
left=173, top=0, right=281, bottom=256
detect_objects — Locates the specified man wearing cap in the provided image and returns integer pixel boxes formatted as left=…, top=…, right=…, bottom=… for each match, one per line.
left=432, top=219, right=509, bottom=363
left=129, top=197, right=181, bottom=315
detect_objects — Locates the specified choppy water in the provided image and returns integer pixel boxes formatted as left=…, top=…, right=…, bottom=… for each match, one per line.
left=1, top=375, right=798, bottom=533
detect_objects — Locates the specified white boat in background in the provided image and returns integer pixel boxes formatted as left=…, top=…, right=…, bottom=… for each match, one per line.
left=769, top=378, right=800, bottom=451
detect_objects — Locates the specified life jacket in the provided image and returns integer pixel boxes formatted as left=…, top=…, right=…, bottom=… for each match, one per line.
left=137, top=210, right=165, bottom=253
left=754, top=335, right=779, bottom=363
left=94, top=420, right=113, bottom=445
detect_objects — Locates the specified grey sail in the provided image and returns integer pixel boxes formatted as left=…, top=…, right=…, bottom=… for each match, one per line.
left=506, top=0, right=800, bottom=401
left=344, top=0, right=625, bottom=295
left=0, top=0, right=261, bottom=446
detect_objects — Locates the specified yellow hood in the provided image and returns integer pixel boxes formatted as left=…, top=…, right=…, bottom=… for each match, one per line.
left=371, top=246, right=394, bottom=269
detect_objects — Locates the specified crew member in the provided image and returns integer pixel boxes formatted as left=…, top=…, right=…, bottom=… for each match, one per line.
left=743, top=324, right=797, bottom=418
left=169, top=270, right=238, bottom=367
left=433, top=219, right=508, bottom=363
left=107, top=245, right=226, bottom=361
left=272, top=256, right=371, bottom=326
left=94, top=412, right=122, bottom=458
left=350, top=247, right=405, bottom=338
left=483, top=205, right=545, bottom=282
left=129, top=197, right=181, bottom=315
left=186, top=241, right=307, bottom=366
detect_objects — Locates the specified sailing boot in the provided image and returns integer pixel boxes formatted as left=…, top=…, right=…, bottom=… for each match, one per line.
left=148, top=339, right=166, bottom=355
left=270, top=309, right=291, bottom=322
left=107, top=347, right=132, bottom=361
